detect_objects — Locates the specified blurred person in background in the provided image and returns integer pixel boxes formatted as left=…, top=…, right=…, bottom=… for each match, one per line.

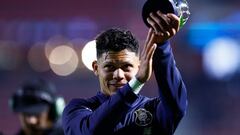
left=9, top=78, right=65, bottom=135
left=62, top=11, right=187, bottom=135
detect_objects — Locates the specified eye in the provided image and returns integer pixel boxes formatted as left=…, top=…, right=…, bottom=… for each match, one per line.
left=104, top=64, right=115, bottom=71
left=122, top=64, right=133, bottom=71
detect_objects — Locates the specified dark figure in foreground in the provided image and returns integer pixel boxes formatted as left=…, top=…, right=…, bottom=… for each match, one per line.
left=9, top=78, right=65, bottom=135
left=63, top=11, right=187, bottom=135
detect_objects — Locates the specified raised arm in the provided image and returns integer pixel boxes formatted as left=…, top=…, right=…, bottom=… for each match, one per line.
left=136, top=11, right=187, bottom=134
left=136, top=11, right=180, bottom=83
left=153, top=41, right=187, bottom=134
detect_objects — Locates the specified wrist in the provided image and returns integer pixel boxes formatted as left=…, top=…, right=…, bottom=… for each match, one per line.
left=135, top=74, right=144, bottom=83
left=129, top=76, right=144, bottom=94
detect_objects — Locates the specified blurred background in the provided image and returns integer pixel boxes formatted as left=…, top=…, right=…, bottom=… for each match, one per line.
left=0, top=0, right=240, bottom=135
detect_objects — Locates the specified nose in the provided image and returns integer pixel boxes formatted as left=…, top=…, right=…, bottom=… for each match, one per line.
left=113, top=68, right=125, bottom=80
left=25, top=115, right=38, bottom=125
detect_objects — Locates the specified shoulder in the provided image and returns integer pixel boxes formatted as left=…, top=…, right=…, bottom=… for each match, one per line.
left=66, top=95, right=101, bottom=109
left=67, top=98, right=89, bottom=107
left=63, top=98, right=91, bottom=113
left=62, top=98, right=93, bottom=127
left=63, top=96, right=101, bottom=116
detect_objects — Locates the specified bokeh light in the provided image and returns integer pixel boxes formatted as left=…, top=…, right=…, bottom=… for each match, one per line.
left=49, top=45, right=79, bottom=76
left=28, top=42, right=50, bottom=72
left=203, top=37, right=240, bottom=80
left=0, top=41, right=22, bottom=71
left=45, top=35, right=72, bottom=59
left=81, top=40, right=97, bottom=71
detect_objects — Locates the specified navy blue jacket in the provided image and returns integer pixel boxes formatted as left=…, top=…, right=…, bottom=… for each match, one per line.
left=62, top=42, right=187, bottom=135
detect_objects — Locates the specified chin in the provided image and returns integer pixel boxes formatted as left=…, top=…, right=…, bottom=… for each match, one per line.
left=105, top=86, right=123, bottom=95
left=111, top=88, right=123, bottom=94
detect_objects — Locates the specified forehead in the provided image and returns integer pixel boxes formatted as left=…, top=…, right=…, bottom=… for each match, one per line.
left=98, top=49, right=139, bottom=63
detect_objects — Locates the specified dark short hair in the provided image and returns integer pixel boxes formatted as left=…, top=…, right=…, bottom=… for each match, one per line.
left=95, top=28, right=139, bottom=58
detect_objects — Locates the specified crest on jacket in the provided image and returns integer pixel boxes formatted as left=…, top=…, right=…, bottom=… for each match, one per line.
left=134, top=108, right=153, bottom=126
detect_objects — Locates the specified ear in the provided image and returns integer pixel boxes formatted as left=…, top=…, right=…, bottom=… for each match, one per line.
left=92, top=60, right=98, bottom=76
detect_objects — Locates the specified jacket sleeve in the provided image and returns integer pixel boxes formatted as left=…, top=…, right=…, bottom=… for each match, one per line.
left=62, top=84, right=138, bottom=135
left=153, top=41, right=188, bottom=134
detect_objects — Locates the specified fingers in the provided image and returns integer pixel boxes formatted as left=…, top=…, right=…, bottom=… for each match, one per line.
left=147, top=11, right=170, bottom=36
left=141, top=33, right=156, bottom=62
left=167, top=13, right=180, bottom=24
left=147, top=11, right=180, bottom=37
left=141, top=28, right=154, bottom=57
left=146, top=43, right=157, bottom=61
left=141, top=11, right=180, bottom=61
left=167, top=13, right=180, bottom=34
left=145, top=28, right=154, bottom=45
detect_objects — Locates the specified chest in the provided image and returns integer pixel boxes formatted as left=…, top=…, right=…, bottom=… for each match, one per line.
left=113, top=99, right=161, bottom=135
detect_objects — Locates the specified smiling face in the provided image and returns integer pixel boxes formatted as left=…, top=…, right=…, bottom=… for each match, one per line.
left=92, top=49, right=140, bottom=96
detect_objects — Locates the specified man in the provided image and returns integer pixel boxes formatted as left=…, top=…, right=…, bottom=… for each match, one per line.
left=62, top=11, right=187, bottom=135
left=9, top=78, right=65, bottom=135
